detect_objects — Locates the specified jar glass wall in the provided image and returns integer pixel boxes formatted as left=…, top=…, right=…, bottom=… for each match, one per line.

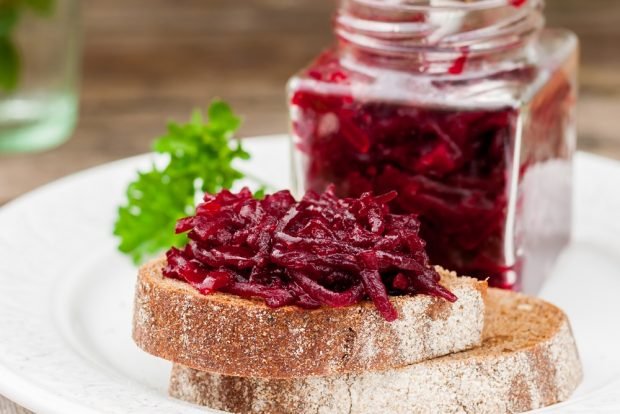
left=288, top=0, right=578, bottom=292
left=0, top=0, right=80, bottom=153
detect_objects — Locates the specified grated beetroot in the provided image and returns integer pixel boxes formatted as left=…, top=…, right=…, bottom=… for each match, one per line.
left=163, top=187, right=457, bottom=321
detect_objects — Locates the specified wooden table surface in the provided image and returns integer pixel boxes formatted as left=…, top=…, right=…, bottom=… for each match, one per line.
left=0, top=0, right=619, bottom=412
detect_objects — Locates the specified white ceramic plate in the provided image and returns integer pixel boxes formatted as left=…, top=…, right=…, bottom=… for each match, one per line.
left=0, top=135, right=619, bottom=414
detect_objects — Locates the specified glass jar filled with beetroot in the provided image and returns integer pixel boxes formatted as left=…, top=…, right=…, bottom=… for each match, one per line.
left=288, top=0, right=577, bottom=292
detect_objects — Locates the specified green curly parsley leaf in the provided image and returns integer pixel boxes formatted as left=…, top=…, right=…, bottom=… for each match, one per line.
left=114, top=100, right=249, bottom=264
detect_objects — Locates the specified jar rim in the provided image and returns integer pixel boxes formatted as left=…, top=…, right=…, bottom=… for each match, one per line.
left=349, top=0, right=536, bottom=12
left=335, top=0, right=545, bottom=74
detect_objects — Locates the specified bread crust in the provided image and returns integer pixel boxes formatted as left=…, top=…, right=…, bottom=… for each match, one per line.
left=169, top=289, right=582, bottom=414
left=132, top=257, right=487, bottom=378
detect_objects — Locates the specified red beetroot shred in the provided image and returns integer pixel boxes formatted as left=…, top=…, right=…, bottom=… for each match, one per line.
left=163, top=186, right=457, bottom=321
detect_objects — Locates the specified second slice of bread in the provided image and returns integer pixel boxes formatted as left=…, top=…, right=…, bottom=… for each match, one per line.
left=133, top=257, right=487, bottom=378
left=169, top=289, right=582, bottom=414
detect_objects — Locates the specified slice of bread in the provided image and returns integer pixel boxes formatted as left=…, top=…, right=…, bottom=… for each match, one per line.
left=168, top=289, right=582, bottom=414
left=133, top=257, right=487, bottom=378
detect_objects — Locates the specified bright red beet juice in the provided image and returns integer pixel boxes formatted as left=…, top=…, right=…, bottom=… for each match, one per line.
left=288, top=0, right=578, bottom=292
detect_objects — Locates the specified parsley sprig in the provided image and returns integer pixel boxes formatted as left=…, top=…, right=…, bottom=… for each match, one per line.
left=114, top=100, right=250, bottom=264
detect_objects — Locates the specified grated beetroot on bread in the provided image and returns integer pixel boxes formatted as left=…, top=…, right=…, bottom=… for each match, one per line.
left=164, top=186, right=456, bottom=321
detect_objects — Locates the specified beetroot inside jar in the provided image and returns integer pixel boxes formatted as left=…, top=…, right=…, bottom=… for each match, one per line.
left=292, top=86, right=516, bottom=286
left=289, top=44, right=576, bottom=290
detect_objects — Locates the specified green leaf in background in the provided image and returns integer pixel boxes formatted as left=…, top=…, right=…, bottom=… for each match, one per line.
left=0, top=36, right=19, bottom=92
left=0, top=0, right=55, bottom=93
left=23, top=0, right=54, bottom=16
left=0, top=4, right=19, bottom=37
left=114, top=100, right=251, bottom=264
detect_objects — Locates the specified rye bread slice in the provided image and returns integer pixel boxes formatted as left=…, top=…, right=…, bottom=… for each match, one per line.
left=169, top=289, right=582, bottom=414
left=133, top=257, right=487, bottom=378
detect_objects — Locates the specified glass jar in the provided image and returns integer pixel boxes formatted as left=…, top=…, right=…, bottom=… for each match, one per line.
left=0, top=0, right=80, bottom=153
left=288, top=0, right=577, bottom=292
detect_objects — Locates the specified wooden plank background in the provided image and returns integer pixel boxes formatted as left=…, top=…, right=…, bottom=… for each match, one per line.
left=0, top=0, right=619, bottom=412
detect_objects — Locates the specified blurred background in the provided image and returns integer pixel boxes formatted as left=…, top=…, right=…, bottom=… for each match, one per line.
left=0, top=0, right=619, bottom=206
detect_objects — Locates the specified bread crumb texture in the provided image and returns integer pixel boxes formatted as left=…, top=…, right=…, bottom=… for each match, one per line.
left=132, top=259, right=486, bottom=378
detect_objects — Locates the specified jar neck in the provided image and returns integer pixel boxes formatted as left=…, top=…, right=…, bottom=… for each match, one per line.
left=334, top=0, right=545, bottom=75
